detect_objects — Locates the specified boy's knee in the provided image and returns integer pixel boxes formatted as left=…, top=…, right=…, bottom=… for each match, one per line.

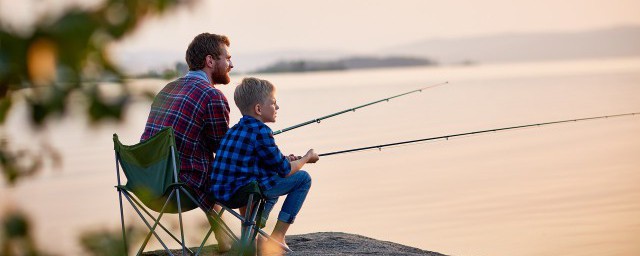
left=297, top=170, right=312, bottom=188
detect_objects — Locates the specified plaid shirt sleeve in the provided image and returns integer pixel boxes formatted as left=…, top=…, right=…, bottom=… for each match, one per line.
left=203, top=92, right=230, bottom=152
left=255, top=126, right=291, bottom=177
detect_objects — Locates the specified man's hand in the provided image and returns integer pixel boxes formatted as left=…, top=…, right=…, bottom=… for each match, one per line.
left=304, top=149, right=320, bottom=163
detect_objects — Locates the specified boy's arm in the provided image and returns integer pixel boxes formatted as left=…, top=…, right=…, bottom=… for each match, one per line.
left=255, top=126, right=320, bottom=177
left=287, top=149, right=319, bottom=177
left=255, top=126, right=294, bottom=177
left=286, top=154, right=301, bottom=161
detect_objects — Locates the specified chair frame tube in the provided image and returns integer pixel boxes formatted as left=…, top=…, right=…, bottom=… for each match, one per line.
left=115, top=153, right=129, bottom=254
left=123, top=189, right=175, bottom=256
left=170, top=146, right=187, bottom=256
left=124, top=189, right=195, bottom=254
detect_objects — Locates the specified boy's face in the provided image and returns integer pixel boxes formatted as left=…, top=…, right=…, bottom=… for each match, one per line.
left=258, top=91, right=279, bottom=123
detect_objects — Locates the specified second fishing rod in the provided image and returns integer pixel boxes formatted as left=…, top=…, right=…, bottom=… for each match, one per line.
left=272, top=81, right=449, bottom=136
left=318, top=112, right=640, bottom=157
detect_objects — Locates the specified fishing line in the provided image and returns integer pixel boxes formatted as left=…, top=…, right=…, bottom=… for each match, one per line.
left=272, top=81, right=448, bottom=135
left=318, top=112, right=640, bottom=157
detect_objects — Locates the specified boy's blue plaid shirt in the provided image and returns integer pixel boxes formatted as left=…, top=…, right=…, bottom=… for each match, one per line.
left=210, top=115, right=291, bottom=202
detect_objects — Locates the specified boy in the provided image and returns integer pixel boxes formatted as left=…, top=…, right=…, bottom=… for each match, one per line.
left=210, top=77, right=319, bottom=252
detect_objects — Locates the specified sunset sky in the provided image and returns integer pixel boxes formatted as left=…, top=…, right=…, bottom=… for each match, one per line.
left=1, top=0, right=639, bottom=52
left=1, top=0, right=639, bottom=72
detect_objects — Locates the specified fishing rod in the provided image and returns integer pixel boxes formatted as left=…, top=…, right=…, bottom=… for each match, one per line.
left=319, top=112, right=640, bottom=157
left=272, top=81, right=449, bottom=135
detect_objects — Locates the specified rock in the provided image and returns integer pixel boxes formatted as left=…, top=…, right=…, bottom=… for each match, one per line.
left=142, top=232, right=446, bottom=255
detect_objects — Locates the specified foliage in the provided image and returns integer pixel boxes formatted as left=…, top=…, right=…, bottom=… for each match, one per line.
left=0, top=0, right=194, bottom=184
left=0, top=0, right=196, bottom=255
left=0, top=210, right=52, bottom=256
left=79, top=227, right=144, bottom=256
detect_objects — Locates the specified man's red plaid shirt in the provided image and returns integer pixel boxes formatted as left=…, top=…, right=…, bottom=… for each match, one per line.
left=141, top=73, right=229, bottom=211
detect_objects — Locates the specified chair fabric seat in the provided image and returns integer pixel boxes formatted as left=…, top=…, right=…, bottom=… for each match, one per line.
left=220, top=181, right=264, bottom=209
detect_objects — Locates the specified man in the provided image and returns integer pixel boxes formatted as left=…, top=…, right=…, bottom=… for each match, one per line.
left=140, top=33, right=234, bottom=251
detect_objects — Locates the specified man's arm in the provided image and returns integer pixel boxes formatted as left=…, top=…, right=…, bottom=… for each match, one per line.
left=204, top=92, right=230, bottom=151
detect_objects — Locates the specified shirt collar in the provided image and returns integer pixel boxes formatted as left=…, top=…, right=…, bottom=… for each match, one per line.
left=241, top=115, right=261, bottom=124
left=241, top=115, right=274, bottom=137
left=185, top=70, right=211, bottom=84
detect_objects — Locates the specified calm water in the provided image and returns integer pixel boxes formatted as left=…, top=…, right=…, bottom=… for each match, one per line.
left=2, top=57, right=640, bottom=255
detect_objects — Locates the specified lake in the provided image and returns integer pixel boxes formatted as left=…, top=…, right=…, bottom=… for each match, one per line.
left=2, top=57, right=640, bottom=255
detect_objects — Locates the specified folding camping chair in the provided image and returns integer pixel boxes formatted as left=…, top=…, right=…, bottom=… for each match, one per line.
left=113, top=127, right=290, bottom=255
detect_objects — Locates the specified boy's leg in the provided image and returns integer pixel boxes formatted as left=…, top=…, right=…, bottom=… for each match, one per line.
left=261, top=198, right=278, bottom=227
left=261, top=171, right=312, bottom=243
left=258, top=221, right=291, bottom=254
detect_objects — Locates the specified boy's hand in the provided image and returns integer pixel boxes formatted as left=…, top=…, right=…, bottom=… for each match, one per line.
left=304, top=149, right=320, bottom=163
left=286, top=154, right=302, bottom=161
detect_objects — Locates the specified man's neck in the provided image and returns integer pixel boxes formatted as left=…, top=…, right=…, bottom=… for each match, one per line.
left=186, top=70, right=211, bottom=84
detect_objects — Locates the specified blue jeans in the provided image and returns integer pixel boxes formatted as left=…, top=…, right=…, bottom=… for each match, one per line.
left=261, top=170, right=312, bottom=224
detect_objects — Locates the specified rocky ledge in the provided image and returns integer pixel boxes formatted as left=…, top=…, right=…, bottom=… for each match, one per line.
left=143, top=232, right=447, bottom=255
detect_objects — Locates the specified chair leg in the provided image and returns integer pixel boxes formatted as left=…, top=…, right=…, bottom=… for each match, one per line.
left=215, top=205, right=245, bottom=242
left=239, top=194, right=257, bottom=256
left=196, top=227, right=214, bottom=256
left=122, top=191, right=175, bottom=256
left=127, top=193, right=194, bottom=254
left=118, top=189, right=129, bottom=255
left=179, top=187, right=239, bottom=243
left=247, top=199, right=262, bottom=245
left=176, top=189, right=187, bottom=256
left=115, top=155, right=129, bottom=255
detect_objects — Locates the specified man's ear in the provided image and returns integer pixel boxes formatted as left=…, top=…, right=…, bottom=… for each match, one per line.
left=205, top=55, right=215, bottom=68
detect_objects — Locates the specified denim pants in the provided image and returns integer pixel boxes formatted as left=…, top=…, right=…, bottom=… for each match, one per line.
left=261, top=170, right=312, bottom=224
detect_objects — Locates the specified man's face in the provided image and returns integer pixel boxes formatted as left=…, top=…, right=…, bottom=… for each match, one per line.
left=211, top=44, right=233, bottom=84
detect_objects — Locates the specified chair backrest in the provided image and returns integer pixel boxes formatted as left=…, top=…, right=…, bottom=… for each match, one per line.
left=113, top=127, right=197, bottom=213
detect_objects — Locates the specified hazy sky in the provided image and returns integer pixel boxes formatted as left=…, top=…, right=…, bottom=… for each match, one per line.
left=117, top=0, right=640, bottom=54
left=2, top=0, right=640, bottom=56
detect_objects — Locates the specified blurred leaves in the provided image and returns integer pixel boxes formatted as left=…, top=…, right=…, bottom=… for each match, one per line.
left=80, top=226, right=144, bottom=256
left=0, top=137, right=61, bottom=184
left=1, top=210, right=47, bottom=256
left=1, top=0, right=196, bottom=255
left=0, top=0, right=195, bottom=185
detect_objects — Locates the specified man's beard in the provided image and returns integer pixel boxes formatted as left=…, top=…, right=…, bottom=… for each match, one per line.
left=211, top=67, right=231, bottom=85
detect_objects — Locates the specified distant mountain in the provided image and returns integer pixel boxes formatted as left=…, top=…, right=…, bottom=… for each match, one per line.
left=341, top=56, right=436, bottom=69
left=387, top=26, right=640, bottom=64
left=233, top=49, right=350, bottom=73
left=252, top=56, right=436, bottom=74
left=113, top=25, right=640, bottom=75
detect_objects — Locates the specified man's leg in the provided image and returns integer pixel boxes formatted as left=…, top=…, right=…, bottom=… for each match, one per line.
left=211, top=204, right=233, bottom=252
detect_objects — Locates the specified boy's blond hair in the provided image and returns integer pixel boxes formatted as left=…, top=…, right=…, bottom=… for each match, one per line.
left=234, top=77, right=275, bottom=115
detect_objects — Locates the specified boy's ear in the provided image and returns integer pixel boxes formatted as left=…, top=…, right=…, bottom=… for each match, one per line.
left=254, top=103, right=261, bottom=115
